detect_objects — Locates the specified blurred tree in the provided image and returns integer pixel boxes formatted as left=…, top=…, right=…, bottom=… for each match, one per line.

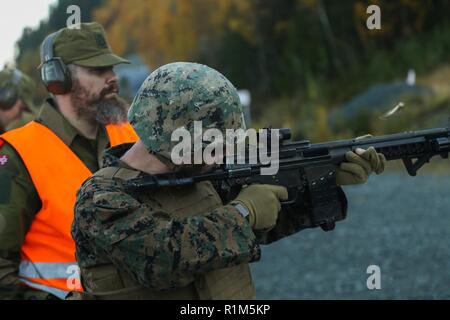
left=94, top=0, right=227, bottom=66
left=13, top=0, right=450, bottom=136
left=353, top=0, right=450, bottom=47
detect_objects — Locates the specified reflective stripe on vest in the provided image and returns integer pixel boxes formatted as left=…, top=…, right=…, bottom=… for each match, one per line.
left=1, top=121, right=138, bottom=298
left=19, top=261, right=78, bottom=279
left=19, top=261, right=81, bottom=299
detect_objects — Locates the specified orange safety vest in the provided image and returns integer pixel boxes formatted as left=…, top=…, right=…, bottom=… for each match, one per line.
left=1, top=121, right=138, bottom=299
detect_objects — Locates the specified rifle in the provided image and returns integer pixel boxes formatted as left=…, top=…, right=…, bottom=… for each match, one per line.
left=124, top=127, right=450, bottom=231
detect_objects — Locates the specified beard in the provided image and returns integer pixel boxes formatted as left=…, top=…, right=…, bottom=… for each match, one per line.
left=70, top=78, right=129, bottom=125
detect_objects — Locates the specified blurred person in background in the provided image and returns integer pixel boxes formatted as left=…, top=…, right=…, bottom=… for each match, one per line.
left=0, top=68, right=39, bottom=134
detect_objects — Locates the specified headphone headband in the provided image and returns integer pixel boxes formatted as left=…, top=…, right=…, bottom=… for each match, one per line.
left=40, top=31, right=59, bottom=64
left=39, top=30, right=72, bottom=94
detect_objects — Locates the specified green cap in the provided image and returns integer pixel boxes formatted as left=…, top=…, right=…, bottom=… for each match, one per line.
left=52, top=22, right=130, bottom=67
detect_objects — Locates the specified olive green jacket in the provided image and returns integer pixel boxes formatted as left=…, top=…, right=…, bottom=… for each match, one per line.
left=0, top=99, right=109, bottom=300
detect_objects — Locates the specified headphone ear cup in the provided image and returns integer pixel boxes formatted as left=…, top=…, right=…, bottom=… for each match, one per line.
left=0, top=86, right=19, bottom=110
left=41, top=58, right=72, bottom=94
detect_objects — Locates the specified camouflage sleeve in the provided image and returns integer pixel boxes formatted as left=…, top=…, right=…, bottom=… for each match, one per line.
left=255, top=187, right=348, bottom=244
left=73, top=175, right=261, bottom=292
left=0, top=141, right=42, bottom=299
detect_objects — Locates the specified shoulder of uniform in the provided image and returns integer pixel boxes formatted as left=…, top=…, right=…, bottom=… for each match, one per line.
left=94, top=166, right=122, bottom=179
left=0, top=139, right=25, bottom=171
left=78, top=167, right=142, bottom=214
left=80, top=166, right=139, bottom=194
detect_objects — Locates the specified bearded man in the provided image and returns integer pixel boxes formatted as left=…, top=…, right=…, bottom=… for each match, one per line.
left=0, top=22, right=138, bottom=300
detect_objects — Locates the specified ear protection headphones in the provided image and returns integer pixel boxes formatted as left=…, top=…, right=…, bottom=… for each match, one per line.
left=40, top=31, right=72, bottom=94
left=0, top=69, right=22, bottom=111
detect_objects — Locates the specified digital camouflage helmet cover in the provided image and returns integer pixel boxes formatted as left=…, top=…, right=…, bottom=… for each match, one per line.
left=128, top=62, right=245, bottom=162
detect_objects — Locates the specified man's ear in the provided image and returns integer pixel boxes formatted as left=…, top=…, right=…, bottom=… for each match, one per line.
left=67, top=64, right=78, bottom=80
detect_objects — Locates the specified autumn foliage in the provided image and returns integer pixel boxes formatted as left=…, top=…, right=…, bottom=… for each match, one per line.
left=13, top=0, right=450, bottom=138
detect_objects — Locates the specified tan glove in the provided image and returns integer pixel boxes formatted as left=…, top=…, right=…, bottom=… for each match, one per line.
left=232, top=184, right=288, bottom=230
left=336, top=146, right=386, bottom=185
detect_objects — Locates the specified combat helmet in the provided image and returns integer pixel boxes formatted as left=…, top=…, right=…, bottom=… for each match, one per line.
left=128, top=62, right=245, bottom=162
left=0, top=68, right=37, bottom=113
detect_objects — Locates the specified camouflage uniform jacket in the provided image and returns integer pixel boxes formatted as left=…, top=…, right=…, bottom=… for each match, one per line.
left=72, top=144, right=348, bottom=294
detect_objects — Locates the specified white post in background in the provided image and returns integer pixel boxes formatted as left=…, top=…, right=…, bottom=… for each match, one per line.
left=237, top=89, right=252, bottom=128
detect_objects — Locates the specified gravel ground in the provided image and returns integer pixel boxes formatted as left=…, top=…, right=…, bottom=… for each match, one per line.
left=250, top=172, right=450, bottom=299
